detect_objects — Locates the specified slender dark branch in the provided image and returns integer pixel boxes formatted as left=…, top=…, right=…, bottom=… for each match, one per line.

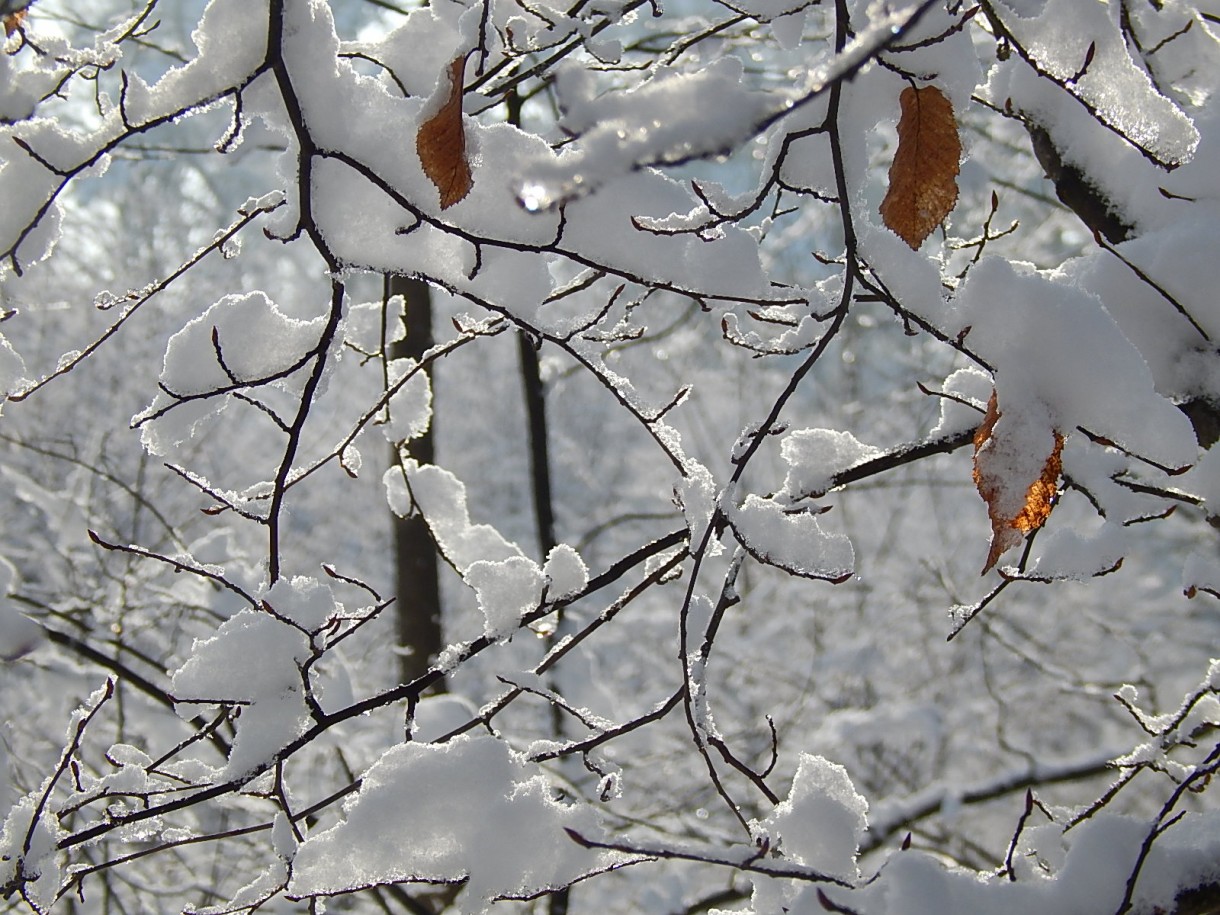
left=0, top=432, right=186, bottom=548
left=288, top=325, right=494, bottom=492
left=1114, top=744, right=1220, bottom=915
left=24, top=679, right=114, bottom=860
left=862, top=751, right=1119, bottom=853
left=815, top=427, right=978, bottom=496
left=87, top=529, right=258, bottom=607
left=1097, top=236, right=1210, bottom=341
left=530, top=689, right=684, bottom=762
left=1003, top=789, right=1037, bottom=880
left=10, top=198, right=284, bottom=402
left=670, top=0, right=865, bottom=835
left=265, top=279, right=346, bottom=583
left=980, top=0, right=1188, bottom=170
left=319, top=145, right=803, bottom=309
left=563, top=830, right=855, bottom=888
left=57, top=527, right=686, bottom=852
left=2, top=55, right=273, bottom=275
left=42, top=628, right=169, bottom=714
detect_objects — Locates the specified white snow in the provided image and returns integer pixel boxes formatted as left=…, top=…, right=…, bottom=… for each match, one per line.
left=953, top=257, right=1196, bottom=471
left=931, top=367, right=992, bottom=438
left=381, top=357, right=432, bottom=444
left=987, top=0, right=1198, bottom=168
left=517, top=57, right=773, bottom=210
left=758, top=753, right=868, bottom=880
left=171, top=577, right=339, bottom=778
left=780, top=428, right=882, bottom=498
left=287, top=735, right=606, bottom=908
left=138, top=291, right=325, bottom=458
left=0, top=332, right=27, bottom=397
left=794, top=810, right=1220, bottom=915
left=543, top=544, right=589, bottom=600
left=401, top=460, right=524, bottom=571
left=727, top=493, right=854, bottom=581
left=465, top=556, right=545, bottom=640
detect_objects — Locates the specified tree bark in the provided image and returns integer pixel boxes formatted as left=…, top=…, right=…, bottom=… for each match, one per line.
left=387, top=274, right=444, bottom=688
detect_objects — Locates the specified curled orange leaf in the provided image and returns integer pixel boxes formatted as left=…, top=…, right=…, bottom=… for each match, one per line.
left=4, top=8, right=28, bottom=38
left=880, top=85, right=961, bottom=249
left=973, top=391, right=1064, bottom=574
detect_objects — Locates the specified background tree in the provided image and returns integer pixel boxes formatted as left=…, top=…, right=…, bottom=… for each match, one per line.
left=1, top=1, right=1219, bottom=914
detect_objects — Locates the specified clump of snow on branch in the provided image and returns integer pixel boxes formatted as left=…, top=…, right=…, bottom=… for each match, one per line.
left=389, top=461, right=522, bottom=569
left=381, top=358, right=432, bottom=444
left=171, top=577, right=338, bottom=778
left=986, top=0, right=1198, bottom=169
left=953, top=257, right=1195, bottom=470
left=543, top=544, right=588, bottom=600
left=798, top=811, right=1220, bottom=915
left=466, top=556, right=545, bottom=640
left=138, top=291, right=325, bottom=458
left=517, top=58, right=772, bottom=211
left=287, top=735, right=607, bottom=908
left=780, top=428, right=881, bottom=498
left=389, top=461, right=585, bottom=637
left=727, top=494, right=854, bottom=582
left=757, top=753, right=867, bottom=880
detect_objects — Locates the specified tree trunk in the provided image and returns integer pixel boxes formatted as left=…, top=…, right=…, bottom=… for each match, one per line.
left=387, top=274, right=444, bottom=688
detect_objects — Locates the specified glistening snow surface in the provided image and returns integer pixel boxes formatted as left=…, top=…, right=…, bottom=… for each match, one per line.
left=138, top=292, right=325, bottom=458
left=287, top=735, right=606, bottom=908
left=962, top=258, right=1195, bottom=468
left=2, top=0, right=1220, bottom=913
left=792, top=810, right=1220, bottom=915
left=758, top=753, right=867, bottom=879
left=780, top=429, right=882, bottom=498
left=466, top=556, right=545, bottom=640
left=171, top=577, right=337, bottom=777
left=728, top=494, right=854, bottom=581
left=992, top=0, right=1197, bottom=167
left=390, top=461, right=587, bottom=636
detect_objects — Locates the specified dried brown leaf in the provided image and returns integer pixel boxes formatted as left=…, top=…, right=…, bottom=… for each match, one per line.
left=416, top=56, right=473, bottom=210
left=4, top=8, right=27, bottom=38
left=879, top=85, right=961, bottom=249
left=973, top=390, right=1064, bottom=574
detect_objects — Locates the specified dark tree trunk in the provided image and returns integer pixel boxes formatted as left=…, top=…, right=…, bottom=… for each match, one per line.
left=518, top=332, right=557, bottom=556
left=387, top=274, right=444, bottom=688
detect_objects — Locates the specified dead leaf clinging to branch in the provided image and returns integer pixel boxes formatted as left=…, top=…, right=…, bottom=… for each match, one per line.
left=880, top=85, right=961, bottom=249
left=417, top=56, right=473, bottom=210
left=973, top=390, right=1064, bottom=574
left=4, top=8, right=28, bottom=38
